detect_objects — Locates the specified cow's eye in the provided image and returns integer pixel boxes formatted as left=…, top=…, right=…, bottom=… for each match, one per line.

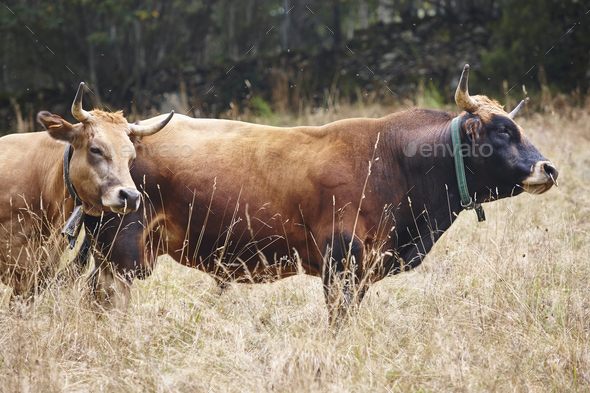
left=90, top=147, right=103, bottom=156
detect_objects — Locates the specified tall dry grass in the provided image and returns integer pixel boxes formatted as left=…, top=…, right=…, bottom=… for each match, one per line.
left=0, top=101, right=589, bottom=392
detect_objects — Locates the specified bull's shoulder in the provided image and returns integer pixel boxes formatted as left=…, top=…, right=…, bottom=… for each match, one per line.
left=383, top=109, right=453, bottom=130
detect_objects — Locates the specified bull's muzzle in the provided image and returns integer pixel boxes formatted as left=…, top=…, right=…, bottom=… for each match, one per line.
left=522, top=160, right=559, bottom=194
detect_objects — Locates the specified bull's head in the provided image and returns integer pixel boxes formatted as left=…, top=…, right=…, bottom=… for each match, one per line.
left=37, top=82, right=174, bottom=215
left=454, top=64, right=558, bottom=201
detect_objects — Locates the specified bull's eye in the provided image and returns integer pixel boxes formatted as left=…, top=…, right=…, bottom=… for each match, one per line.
left=90, top=147, right=103, bottom=156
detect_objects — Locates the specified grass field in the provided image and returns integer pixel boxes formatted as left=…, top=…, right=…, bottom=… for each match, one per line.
left=1, top=102, right=589, bottom=392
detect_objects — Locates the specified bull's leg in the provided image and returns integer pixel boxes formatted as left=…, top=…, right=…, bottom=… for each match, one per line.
left=27, top=230, right=70, bottom=297
left=85, top=214, right=145, bottom=313
left=211, top=276, right=230, bottom=295
left=88, top=258, right=132, bottom=313
left=394, top=231, right=435, bottom=274
left=322, top=233, right=365, bottom=329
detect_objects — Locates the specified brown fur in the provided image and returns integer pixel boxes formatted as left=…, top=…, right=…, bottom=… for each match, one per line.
left=86, top=104, right=556, bottom=321
left=0, top=133, right=75, bottom=297
left=88, top=110, right=126, bottom=122
left=0, top=108, right=142, bottom=300
left=470, top=95, right=506, bottom=122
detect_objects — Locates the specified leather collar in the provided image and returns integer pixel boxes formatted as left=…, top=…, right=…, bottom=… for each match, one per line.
left=63, top=143, right=82, bottom=206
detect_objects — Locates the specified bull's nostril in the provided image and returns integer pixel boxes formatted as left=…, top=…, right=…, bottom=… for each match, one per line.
left=543, top=163, right=559, bottom=180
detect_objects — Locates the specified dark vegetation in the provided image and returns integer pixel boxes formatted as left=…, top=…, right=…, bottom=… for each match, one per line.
left=0, top=0, right=588, bottom=133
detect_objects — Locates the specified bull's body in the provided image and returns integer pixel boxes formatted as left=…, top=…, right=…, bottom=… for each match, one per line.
left=83, top=65, right=558, bottom=321
left=93, top=111, right=443, bottom=281
left=85, top=110, right=517, bottom=314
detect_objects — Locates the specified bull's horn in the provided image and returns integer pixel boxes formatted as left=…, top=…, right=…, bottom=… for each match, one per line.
left=455, top=64, right=479, bottom=113
left=71, top=82, right=91, bottom=122
left=508, top=99, right=527, bottom=119
left=128, top=111, right=174, bottom=136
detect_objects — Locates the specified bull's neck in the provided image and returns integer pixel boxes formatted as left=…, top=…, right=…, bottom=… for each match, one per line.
left=382, top=115, right=465, bottom=234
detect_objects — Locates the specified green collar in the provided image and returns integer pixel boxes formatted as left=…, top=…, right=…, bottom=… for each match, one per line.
left=450, top=117, right=486, bottom=222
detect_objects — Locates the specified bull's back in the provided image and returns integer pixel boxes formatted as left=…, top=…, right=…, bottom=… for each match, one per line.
left=138, top=114, right=379, bottom=220
left=133, top=115, right=386, bottom=278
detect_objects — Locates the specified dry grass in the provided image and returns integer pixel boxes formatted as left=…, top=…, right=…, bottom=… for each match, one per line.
left=1, top=102, right=589, bottom=392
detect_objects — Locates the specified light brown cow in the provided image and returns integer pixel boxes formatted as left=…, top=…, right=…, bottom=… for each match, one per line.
left=0, top=83, right=172, bottom=302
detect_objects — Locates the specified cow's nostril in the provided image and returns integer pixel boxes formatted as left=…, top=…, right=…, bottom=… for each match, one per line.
left=543, top=163, right=559, bottom=180
left=119, top=189, right=140, bottom=209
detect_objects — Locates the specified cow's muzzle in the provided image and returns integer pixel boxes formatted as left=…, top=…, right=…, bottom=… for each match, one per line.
left=103, top=187, right=141, bottom=214
left=522, top=161, right=559, bottom=194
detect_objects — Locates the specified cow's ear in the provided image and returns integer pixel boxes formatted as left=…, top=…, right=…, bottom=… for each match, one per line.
left=128, top=120, right=142, bottom=146
left=37, top=111, right=76, bottom=142
left=464, top=117, right=482, bottom=140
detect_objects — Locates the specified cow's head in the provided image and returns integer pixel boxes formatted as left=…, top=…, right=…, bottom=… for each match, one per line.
left=454, top=65, right=558, bottom=201
left=37, top=82, right=174, bottom=215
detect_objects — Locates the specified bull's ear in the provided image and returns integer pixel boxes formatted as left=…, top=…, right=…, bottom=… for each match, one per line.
left=464, top=117, right=482, bottom=141
left=37, top=111, right=76, bottom=142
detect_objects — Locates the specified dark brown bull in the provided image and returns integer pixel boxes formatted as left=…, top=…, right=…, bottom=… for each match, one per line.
left=0, top=83, right=172, bottom=302
left=82, top=65, right=558, bottom=322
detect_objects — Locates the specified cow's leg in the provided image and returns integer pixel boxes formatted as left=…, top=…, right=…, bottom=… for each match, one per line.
left=8, top=271, right=37, bottom=312
left=8, top=233, right=66, bottom=308
left=322, top=233, right=365, bottom=329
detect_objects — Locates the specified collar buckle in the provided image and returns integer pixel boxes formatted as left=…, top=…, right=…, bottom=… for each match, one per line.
left=460, top=196, right=476, bottom=210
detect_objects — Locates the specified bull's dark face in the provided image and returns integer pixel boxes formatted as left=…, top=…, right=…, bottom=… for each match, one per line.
left=461, top=112, right=558, bottom=201
left=452, top=65, right=558, bottom=202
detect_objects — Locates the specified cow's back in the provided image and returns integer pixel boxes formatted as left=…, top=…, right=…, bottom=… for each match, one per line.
left=0, top=132, right=68, bottom=290
left=0, top=132, right=66, bottom=219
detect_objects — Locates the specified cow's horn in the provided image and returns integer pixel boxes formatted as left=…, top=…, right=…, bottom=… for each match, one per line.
left=455, top=64, right=479, bottom=113
left=508, top=99, right=526, bottom=119
left=71, top=82, right=91, bottom=122
left=128, top=111, right=174, bottom=136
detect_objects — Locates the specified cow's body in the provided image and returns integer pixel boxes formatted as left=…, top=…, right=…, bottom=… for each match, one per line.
left=0, top=83, right=172, bottom=303
left=84, top=66, right=558, bottom=321
left=0, top=133, right=75, bottom=295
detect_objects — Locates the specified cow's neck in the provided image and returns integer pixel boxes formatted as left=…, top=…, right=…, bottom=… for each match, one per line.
left=38, top=140, right=77, bottom=222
